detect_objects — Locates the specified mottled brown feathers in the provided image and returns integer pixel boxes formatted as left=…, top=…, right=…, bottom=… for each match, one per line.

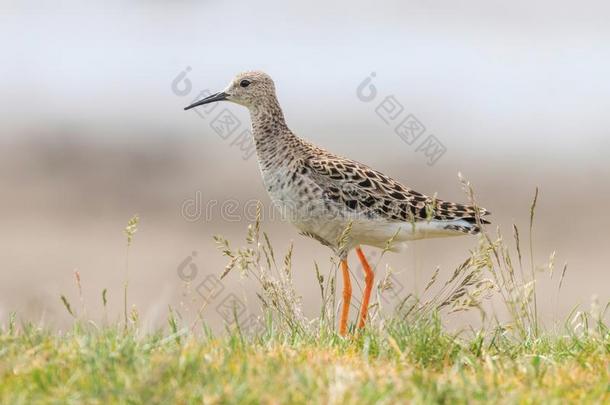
left=302, top=148, right=491, bottom=228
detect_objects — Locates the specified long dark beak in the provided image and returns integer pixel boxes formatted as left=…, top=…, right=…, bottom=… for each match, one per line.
left=183, top=91, right=228, bottom=111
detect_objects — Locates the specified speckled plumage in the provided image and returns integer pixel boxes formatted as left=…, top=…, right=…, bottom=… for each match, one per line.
left=188, top=71, right=490, bottom=258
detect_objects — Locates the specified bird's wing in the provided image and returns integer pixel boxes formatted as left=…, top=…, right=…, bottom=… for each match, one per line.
left=302, top=153, right=490, bottom=224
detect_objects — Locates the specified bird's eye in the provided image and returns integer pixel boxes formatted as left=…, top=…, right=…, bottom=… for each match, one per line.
left=240, top=79, right=251, bottom=88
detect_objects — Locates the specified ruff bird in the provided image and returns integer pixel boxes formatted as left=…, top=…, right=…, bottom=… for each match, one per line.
left=184, top=71, right=490, bottom=335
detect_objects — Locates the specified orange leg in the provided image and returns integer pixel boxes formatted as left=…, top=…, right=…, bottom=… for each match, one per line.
left=339, top=259, right=352, bottom=336
left=356, top=247, right=374, bottom=329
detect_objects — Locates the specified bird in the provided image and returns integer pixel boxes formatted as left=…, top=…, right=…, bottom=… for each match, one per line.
left=184, top=71, right=490, bottom=336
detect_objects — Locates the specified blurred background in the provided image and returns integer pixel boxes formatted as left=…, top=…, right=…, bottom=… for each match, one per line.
left=1, top=1, right=609, bottom=331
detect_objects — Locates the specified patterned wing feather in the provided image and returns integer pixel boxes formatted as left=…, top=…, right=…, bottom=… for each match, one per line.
left=303, top=153, right=490, bottom=227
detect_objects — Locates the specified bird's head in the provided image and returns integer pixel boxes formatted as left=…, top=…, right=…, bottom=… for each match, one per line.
left=184, top=71, right=277, bottom=111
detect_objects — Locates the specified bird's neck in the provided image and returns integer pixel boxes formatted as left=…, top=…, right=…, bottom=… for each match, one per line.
left=249, top=97, right=288, bottom=138
left=248, top=97, right=300, bottom=164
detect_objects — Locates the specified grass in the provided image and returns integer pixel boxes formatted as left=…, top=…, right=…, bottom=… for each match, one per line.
left=0, top=318, right=608, bottom=404
left=1, top=186, right=609, bottom=404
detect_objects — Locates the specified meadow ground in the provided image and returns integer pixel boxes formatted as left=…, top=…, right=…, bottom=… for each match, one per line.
left=0, top=317, right=608, bottom=404
left=1, top=192, right=609, bottom=404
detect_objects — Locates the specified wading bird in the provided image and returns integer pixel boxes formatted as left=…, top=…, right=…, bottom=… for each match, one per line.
left=184, top=71, right=490, bottom=335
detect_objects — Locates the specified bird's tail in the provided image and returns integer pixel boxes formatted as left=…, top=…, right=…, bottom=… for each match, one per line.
left=441, top=208, right=491, bottom=235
